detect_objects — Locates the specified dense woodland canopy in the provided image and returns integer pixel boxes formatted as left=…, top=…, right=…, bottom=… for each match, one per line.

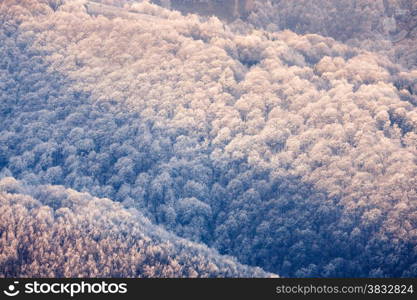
left=245, top=0, right=417, bottom=69
left=0, top=177, right=272, bottom=277
left=0, top=0, right=416, bottom=277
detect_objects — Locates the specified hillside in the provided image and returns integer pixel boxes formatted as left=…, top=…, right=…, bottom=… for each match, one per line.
left=0, top=177, right=272, bottom=277
left=0, top=0, right=416, bottom=277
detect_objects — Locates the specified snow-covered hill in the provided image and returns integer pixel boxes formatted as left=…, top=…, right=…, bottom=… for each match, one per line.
left=0, top=0, right=416, bottom=277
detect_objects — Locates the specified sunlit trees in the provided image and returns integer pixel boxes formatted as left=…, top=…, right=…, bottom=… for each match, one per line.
left=0, top=0, right=416, bottom=278
left=0, top=177, right=272, bottom=277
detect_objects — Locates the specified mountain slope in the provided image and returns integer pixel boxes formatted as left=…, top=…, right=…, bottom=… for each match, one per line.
left=0, top=177, right=273, bottom=277
left=0, top=0, right=416, bottom=277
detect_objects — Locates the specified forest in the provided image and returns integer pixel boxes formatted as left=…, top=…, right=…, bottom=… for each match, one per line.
left=0, top=0, right=416, bottom=277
